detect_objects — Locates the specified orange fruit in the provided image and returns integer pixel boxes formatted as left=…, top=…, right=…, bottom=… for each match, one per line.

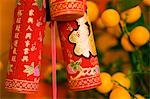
left=56, top=63, right=64, bottom=70
left=112, top=72, right=130, bottom=89
left=96, top=33, right=118, bottom=52
left=121, top=34, right=135, bottom=52
left=101, top=9, right=120, bottom=27
left=129, top=26, right=150, bottom=46
left=107, top=25, right=121, bottom=38
left=149, top=32, right=150, bottom=40
left=121, top=6, right=141, bottom=23
left=102, top=50, right=130, bottom=65
left=109, top=87, right=131, bottom=99
left=134, top=94, right=145, bottom=99
left=143, top=0, right=150, bottom=6
left=96, top=17, right=106, bottom=29
left=96, top=72, right=113, bottom=94
left=87, top=1, right=99, bottom=22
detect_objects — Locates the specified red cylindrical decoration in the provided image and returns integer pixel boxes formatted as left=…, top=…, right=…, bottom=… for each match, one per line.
left=57, top=13, right=101, bottom=91
left=50, top=0, right=86, bottom=21
left=5, top=0, right=46, bottom=93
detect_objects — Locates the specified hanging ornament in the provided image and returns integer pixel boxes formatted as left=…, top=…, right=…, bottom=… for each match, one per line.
left=57, top=13, right=101, bottom=91
left=50, top=0, right=86, bottom=21
left=5, top=0, right=46, bottom=93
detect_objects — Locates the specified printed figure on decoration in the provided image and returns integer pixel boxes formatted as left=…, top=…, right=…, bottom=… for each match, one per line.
left=69, top=14, right=97, bottom=58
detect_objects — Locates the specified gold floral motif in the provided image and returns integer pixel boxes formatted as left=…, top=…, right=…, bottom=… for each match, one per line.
left=69, top=13, right=97, bottom=58
left=23, top=64, right=34, bottom=77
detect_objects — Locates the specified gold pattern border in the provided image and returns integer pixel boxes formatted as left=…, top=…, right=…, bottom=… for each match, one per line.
left=5, top=79, right=39, bottom=92
left=68, top=75, right=101, bottom=90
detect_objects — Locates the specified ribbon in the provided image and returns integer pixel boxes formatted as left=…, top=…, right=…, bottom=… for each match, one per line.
left=50, top=21, right=57, bottom=99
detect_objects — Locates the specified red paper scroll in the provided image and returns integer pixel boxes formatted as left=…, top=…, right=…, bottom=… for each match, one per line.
left=5, top=0, right=46, bottom=93
left=50, top=0, right=86, bottom=21
left=57, top=13, right=101, bottom=91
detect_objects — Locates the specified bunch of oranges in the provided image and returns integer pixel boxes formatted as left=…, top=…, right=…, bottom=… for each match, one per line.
left=96, top=72, right=145, bottom=99
left=87, top=1, right=149, bottom=99
left=87, top=1, right=149, bottom=52
left=100, top=6, right=149, bottom=52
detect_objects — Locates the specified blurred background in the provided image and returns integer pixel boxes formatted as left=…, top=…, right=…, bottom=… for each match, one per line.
left=0, top=0, right=150, bottom=99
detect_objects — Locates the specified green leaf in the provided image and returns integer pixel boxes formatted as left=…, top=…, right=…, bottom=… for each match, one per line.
left=126, top=14, right=145, bottom=32
left=96, top=48, right=103, bottom=64
left=44, top=69, right=67, bottom=84
left=36, top=0, right=43, bottom=10
left=140, top=41, right=150, bottom=66
left=117, top=0, right=143, bottom=12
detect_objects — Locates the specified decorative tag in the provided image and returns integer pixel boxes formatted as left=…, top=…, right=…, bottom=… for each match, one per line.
left=50, top=0, right=86, bottom=21
left=57, top=13, right=101, bottom=91
left=5, top=0, right=46, bottom=93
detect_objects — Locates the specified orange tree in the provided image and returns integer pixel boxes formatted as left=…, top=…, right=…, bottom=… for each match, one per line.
left=95, top=0, right=150, bottom=98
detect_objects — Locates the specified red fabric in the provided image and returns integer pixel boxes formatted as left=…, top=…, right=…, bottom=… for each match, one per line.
left=5, top=0, right=46, bottom=93
left=57, top=13, right=101, bottom=91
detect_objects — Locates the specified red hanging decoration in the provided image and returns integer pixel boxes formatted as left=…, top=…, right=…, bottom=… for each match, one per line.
left=57, top=13, right=101, bottom=91
left=5, top=0, right=101, bottom=95
left=50, top=0, right=86, bottom=21
left=5, top=0, right=46, bottom=93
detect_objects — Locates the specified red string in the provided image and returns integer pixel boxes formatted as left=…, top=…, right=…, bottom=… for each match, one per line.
left=50, top=21, right=57, bottom=99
